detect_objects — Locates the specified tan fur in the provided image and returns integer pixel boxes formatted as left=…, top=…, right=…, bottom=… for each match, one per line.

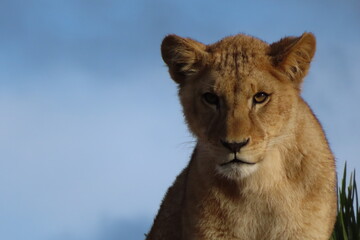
left=146, top=33, right=337, bottom=240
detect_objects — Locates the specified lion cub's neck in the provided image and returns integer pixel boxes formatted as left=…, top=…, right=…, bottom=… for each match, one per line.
left=183, top=149, right=289, bottom=239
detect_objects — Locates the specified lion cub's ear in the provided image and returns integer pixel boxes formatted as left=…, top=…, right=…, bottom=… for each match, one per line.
left=161, top=35, right=207, bottom=83
left=269, top=33, right=316, bottom=88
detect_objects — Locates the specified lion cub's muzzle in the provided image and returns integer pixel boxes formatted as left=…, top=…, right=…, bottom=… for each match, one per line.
left=219, top=138, right=256, bottom=166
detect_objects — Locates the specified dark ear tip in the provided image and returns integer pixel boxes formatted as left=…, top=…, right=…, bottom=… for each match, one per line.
left=161, top=34, right=182, bottom=51
left=162, top=34, right=180, bottom=42
left=162, top=34, right=177, bottom=47
left=161, top=34, right=183, bottom=64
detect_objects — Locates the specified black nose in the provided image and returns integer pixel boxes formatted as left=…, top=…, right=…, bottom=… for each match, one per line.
left=220, top=138, right=249, bottom=153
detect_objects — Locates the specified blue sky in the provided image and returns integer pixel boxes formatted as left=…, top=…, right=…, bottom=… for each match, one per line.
left=0, top=0, right=359, bottom=239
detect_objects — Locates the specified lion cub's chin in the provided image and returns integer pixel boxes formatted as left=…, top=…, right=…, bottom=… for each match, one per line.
left=216, top=155, right=259, bottom=180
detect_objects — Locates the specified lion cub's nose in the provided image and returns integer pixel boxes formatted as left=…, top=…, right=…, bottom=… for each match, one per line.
left=220, top=138, right=249, bottom=153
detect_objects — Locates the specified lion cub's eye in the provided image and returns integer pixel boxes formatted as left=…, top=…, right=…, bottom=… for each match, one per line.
left=202, top=92, right=219, bottom=106
left=253, top=92, right=269, bottom=104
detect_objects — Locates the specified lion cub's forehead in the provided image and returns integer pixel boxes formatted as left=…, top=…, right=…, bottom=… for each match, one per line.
left=207, top=35, right=269, bottom=74
left=205, top=35, right=270, bottom=93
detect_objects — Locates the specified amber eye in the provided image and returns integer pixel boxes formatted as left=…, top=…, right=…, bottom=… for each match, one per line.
left=202, top=92, right=219, bottom=106
left=253, top=92, right=269, bottom=104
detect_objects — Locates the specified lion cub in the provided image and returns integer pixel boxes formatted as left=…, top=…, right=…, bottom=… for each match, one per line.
left=146, top=33, right=337, bottom=240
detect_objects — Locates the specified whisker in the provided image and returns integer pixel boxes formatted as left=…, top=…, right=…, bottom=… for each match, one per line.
left=177, top=140, right=196, bottom=150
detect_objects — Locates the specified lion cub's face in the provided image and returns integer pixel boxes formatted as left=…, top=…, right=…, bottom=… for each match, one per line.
left=161, top=33, right=316, bottom=179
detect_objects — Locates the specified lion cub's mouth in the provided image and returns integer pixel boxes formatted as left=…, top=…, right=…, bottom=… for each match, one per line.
left=220, top=158, right=256, bottom=166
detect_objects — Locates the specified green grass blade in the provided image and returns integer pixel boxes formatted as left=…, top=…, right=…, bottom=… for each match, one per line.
left=331, top=163, right=358, bottom=240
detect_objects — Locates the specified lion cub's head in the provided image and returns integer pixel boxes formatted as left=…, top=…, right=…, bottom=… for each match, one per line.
left=161, top=33, right=316, bottom=180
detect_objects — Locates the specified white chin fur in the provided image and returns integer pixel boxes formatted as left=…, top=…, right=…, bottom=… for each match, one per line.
left=216, top=163, right=259, bottom=180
